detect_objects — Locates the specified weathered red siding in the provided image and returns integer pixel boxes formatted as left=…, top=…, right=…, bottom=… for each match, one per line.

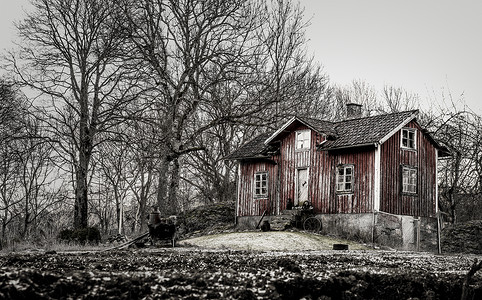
left=237, top=123, right=375, bottom=216
left=237, top=119, right=437, bottom=218
left=311, top=147, right=375, bottom=214
left=237, top=160, right=278, bottom=216
left=379, top=121, right=437, bottom=217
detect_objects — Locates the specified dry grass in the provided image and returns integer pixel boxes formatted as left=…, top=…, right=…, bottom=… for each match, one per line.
left=178, top=231, right=370, bottom=251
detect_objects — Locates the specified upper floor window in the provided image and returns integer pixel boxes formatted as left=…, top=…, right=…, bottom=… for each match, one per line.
left=296, top=130, right=311, bottom=150
left=336, top=164, right=354, bottom=193
left=254, top=172, right=268, bottom=197
left=402, top=166, right=417, bottom=194
left=401, top=128, right=416, bottom=150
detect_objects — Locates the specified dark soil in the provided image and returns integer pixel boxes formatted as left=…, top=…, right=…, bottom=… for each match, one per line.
left=0, top=248, right=481, bottom=299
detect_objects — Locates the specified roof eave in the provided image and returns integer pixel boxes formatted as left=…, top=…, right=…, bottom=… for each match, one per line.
left=320, top=142, right=377, bottom=152
left=378, top=110, right=419, bottom=145
left=264, top=116, right=332, bottom=144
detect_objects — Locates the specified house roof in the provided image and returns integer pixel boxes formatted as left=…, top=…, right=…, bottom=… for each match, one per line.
left=223, top=132, right=274, bottom=160
left=226, top=110, right=447, bottom=160
left=320, top=110, right=418, bottom=150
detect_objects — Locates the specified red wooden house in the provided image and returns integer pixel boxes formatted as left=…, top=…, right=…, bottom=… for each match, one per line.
left=226, top=104, right=449, bottom=251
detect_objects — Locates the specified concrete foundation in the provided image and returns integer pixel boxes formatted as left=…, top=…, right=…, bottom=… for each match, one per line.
left=236, top=211, right=439, bottom=252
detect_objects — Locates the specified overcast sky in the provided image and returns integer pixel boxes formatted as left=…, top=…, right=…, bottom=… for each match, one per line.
left=1, top=0, right=481, bottom=113
left=304, top=0, right=482, bottom=113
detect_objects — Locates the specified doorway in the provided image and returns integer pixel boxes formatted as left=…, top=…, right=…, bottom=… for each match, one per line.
left=296, top=168, right=309, bottom=206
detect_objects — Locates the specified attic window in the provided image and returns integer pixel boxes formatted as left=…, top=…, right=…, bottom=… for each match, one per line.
left=254, top=172, right=268, bottom=197
left=401, top=128, right=416, bottom=150
left=296, top=130, right=311, bottom=150
left=336, top=164, right=354, bottom=193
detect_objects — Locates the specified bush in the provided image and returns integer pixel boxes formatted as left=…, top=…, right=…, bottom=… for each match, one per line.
left=58, top=227, right=101, bottom=245
left=442, top=220, right=482, bottom=254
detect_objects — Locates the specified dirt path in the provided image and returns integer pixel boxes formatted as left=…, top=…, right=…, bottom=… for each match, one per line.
left=179, top=231, right=369, bottom=251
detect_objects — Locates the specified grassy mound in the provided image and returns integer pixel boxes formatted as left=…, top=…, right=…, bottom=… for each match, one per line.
left=177, top=202, right=235, bottom=237
left=442, top=220, right=482, bottom=254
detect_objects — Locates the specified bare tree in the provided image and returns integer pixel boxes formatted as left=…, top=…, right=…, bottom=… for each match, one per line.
left=9, top=0, right=138, bottom=229
left=122, top=0, right=269, bottom=215
left=382, top=85, right=420, bottom=113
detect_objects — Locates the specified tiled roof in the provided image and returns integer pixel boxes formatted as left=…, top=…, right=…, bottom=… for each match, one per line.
left=296, top=116, right=338, bottom=137
left=224, top=132, right=273, bottom=160
left=320, top=110, right=418, bottom=150
left=226, top=110, right=420, bottom=159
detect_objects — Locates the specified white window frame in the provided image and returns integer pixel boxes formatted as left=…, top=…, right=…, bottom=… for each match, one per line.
left=295, top=130, right=311, bottom=151
left=254, top=172, right=268, bottom=198
left=402, top=166, right=417, bottom=194
left=401, top=128, right=417, bottom=150
left=336, top=164, right=354, bottom=193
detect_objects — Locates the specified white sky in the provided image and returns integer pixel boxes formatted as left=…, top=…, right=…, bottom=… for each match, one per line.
left=1, top=0, right=481, bottom=113
left=303, top=0, right=482, bottom=113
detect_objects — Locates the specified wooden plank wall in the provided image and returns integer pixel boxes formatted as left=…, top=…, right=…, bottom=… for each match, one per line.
left=237, top=160, right=278, bottom=216
left=380, top=121, right=437, bottom=217
left=311, top=148, right=375, bottom=214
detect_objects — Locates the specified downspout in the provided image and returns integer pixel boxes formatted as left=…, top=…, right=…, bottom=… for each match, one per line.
left=235, top=163, right=240, bottom=226
left=373, top=143, right=381, bottom=245
left=276, top=162, right=281, bottom=215
left=435, top=149, right=442, bottom=254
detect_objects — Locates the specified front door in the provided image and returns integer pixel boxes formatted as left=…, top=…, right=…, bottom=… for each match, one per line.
left=296, top=168, right=308, bottom=206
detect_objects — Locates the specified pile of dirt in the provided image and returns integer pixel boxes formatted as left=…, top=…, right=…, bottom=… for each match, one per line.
left=177, top=202, right=235, bottom=237
left=442, top=220, right=482, bottom=254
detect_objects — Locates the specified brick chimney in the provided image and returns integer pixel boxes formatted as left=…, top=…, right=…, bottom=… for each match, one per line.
left=346, top=103, right=363, bottom=119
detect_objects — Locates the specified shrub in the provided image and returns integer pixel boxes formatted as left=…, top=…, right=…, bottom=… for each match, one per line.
left=58, top=227, right=101, bottom=245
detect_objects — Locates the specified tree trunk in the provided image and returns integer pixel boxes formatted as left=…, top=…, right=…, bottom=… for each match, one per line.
left=157, top=154, right=170, bottom=215
left=74, top=124, right=92, bottom=229
left=168, top=157, right=180, bottom=215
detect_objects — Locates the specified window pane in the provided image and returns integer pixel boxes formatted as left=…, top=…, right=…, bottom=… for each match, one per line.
left=345, top=183, right=351, bottom=190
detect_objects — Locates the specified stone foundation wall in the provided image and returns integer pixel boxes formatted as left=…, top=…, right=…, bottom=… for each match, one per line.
left=236, top=212, right=439, bottom=252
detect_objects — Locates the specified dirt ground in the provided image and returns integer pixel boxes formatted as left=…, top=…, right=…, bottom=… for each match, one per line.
left=0, top=232, right=481, bottom=299
left=179, top=231, right=369, bottom=251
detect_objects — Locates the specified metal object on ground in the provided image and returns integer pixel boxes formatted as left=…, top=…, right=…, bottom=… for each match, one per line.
left=333, top=243, right=349, bottom=250
left=148, top=206, right=176, bottom=247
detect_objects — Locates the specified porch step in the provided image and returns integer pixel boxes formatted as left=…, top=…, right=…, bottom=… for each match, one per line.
left=269, top=210, right=299, bottom=231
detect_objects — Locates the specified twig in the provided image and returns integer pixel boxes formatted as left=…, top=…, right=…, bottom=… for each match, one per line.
left=461, top=259, right=482, bottom=300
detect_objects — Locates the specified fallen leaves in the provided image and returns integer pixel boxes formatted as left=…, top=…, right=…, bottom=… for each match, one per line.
left=0, top=248, right=480, bottom=299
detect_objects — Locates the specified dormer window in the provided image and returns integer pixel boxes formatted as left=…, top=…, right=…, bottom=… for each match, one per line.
left=295, top=130, right=311, bottom=151
left=401, top=128, right=416, bottom=150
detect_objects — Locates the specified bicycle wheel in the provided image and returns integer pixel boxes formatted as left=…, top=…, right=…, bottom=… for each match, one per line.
left=303, top=217, right=321, bottom=232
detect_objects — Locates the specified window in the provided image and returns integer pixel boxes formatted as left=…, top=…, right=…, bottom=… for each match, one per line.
left=401, top=128, right=416, bottom=150
left=336, top=165, right=354, bottom=193
left=295, top=130, right=311, bottom=150
left=402, top=166, right=417, bottom=194
left=254, top=172, right=268, bottom=197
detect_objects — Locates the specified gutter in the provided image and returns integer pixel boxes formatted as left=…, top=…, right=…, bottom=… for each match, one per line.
left=318, top=142, right=377, bottom=151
